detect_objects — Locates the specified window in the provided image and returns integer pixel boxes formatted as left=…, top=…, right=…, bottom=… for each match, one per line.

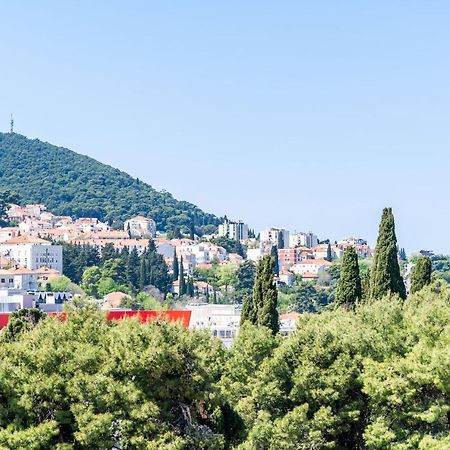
left=0, top=279, right=4, bottom=283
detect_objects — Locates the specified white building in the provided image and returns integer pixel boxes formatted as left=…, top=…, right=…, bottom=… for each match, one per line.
left=289, top=231, right=318, bottom=248
left=185, top=303, right=241, bottom=347
left=124, top=215, right=157, bottom=238
left=291, top=259, right=333, bottom=275
left=260, top=227, right=290, bottom=248
left=0, top=236, right=63, bottom=273
left=218, top=220, right=248, bottom=241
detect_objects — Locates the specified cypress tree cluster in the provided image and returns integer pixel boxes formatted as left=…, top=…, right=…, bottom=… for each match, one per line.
left=335, top=246, right=362, bottom=309
left=370, top=207, right=406, bottom=300
left=241, top=255, right=279, bottom=334
left=410, top=256, right=432, bottom=294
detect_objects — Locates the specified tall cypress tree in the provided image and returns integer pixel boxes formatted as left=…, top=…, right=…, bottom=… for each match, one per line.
left=187, top=277, right=195, bottom=297
left=271, top=245, right=279, bottom=276
left=240, top=293, right=256, bottom=325
left=361, top=267, right=372, bottom=301
left=256, top=255, right=279, bottom=334
left=410, top=256, right=432, bottom=294
left=370, top=207, right=406, bottom=300
left=172, top=248, right=179, bottom=281
left=178, top=256, right=186, bottom=296
left=126, top=247, right=140, bottom=290
left=335, top=246, right=361, bottom=309
left=139, top=249, right=148, bottom=290
left=326, top=243, right=333, bottom=262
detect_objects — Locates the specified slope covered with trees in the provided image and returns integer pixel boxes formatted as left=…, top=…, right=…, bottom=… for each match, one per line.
left=0, top=132, right=220, bottom=231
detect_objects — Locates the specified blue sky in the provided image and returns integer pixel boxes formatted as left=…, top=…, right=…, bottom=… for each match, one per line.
left=1, top=1, right=449, bottom=252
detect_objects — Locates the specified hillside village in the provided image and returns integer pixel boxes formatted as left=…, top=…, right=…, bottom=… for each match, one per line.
left=0, top=202, right=380, bottom=342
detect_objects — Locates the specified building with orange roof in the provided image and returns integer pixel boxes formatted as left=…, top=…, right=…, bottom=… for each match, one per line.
left=291, top=259, right=332, bottom=276
left=124, top=215, right=156, bottom=238
left=0, top=235, right=63, bottom=272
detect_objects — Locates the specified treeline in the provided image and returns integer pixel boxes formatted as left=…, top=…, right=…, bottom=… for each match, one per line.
left=62, top=241, right=171, bottom=296
left=0, top=132, right=220, bottom=231
left=1, top=283, right=449, bottom=448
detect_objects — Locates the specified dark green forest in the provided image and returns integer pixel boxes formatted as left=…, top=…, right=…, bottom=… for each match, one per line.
left=0, top=133, right=220, bottom=231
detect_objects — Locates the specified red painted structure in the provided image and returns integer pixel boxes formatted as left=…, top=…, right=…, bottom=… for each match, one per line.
left=0, top=310, right=191, bottom=329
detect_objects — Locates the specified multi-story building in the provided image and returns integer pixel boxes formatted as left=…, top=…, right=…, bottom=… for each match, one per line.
left=278, top=248, right=303, bottom=271
left=124, top=216, right=157, bottom=238
left=289, top=231, right=318, bottom=248
left=218, top=220, right=248, bottom=241
left=0, top=236, right=63, bottom=273
left=260, top=227, right=290, bottom=248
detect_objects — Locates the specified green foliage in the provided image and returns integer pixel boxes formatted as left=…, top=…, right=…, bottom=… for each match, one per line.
left=179, top=256, right=186, bottom=297
left=0, top=189, right=20, bottom=226
left=335, top=246, right=362, bottom=309
left=0, top=312, right=227, bottom=448
left=278, top=281, right=334, bottom=313
left=410, top=256, right=432, bottom=294
left=250, top=255, right=279, bottom=334
left=0, top=132, right=219, bottom=232
left=370, top=207, right=406, bottom=300
left=81, top=266, right=102, bottom=297
left=224, top=282, right=450, bottom=448
left=1, top=308, right=46, bottom=342
left=47, top=275, right=71, bottom=292
left=235, top=261, right=256, bottom=302
left=172, top=249, right=179, bottom=281
left=210, top=236, right=245, bottom=258
left=271, top=245, right=279, bottom=276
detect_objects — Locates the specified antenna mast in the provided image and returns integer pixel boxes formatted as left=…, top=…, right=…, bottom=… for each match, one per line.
left=10, top=114, right=14, bottom=134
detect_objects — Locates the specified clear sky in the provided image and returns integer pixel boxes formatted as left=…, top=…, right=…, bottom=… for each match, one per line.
left=1, top=1, right=449, bottom=252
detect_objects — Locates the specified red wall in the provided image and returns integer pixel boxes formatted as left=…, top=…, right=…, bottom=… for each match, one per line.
left=0, top=310, right=191, bottom=329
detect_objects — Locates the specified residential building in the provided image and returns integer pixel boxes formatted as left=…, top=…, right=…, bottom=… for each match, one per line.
left=279, top=312, right=300, bottom=336
left=124, top=215, right=157, bottom=238
left=289, top=231, right=318, bottom=248
left=260, top=227, right=290, bottom=248
left=0, top=236, right=63, bottom=272
left=278, top=248, right=303, bottom=271
left=218, top=220, right=248, bottom=241
left=291, top=259, right=333, bottom=276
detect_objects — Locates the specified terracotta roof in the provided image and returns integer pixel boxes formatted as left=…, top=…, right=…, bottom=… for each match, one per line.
left=297, top=259, right=332, bottom=266
left=301, top=272, right=319, bottom=278
left=3, top=235, right=52, bottom=245
left=102, top=291, right=132, bottom=309
left=280, top=312, right=300, bottom=321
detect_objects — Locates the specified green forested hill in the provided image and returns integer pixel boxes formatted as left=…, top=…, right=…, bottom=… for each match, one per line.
left=0, top=132, right=220, bottom=231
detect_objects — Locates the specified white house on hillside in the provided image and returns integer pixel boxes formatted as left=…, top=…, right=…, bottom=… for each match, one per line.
left=124, top=216, right=156, bottom=238
left=0, top=235, right=63, bottom=273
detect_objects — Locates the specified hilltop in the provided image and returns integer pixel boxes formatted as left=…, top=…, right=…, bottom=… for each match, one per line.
left=0, top=132, right=220, bottom=232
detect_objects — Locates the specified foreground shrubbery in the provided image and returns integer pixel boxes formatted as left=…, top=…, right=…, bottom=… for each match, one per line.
left=1, top=283, right=450, bottom=449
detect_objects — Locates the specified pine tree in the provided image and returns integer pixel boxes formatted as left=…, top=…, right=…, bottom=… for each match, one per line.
left=256, top=255, right=279, bottom=334
left=399, top=247, right=407, bottom=261
left=370, top=207, right=406, bottom=300
left=410, top=256, right=432, bottom=294
left=178, top=256, right=186, bottom=296
left=335, top=247, right=362, bottom=309
left=172, top=248, right=179, bottom=281
left=326, top=243, right=333, bottom=262
left=271, top=245, right=279, bottom=276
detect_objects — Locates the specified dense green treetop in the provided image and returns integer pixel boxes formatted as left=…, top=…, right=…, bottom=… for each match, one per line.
left=335, top=246, right=362, bottom=309
left=370, top=207, right=406, bottom=300
left=410, top=256, right=432, bottom=294
left=0, top=133, right=220, bottom=231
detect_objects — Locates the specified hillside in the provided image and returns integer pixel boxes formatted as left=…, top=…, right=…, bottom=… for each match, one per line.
left=0, top=132, right=220, bottom=231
